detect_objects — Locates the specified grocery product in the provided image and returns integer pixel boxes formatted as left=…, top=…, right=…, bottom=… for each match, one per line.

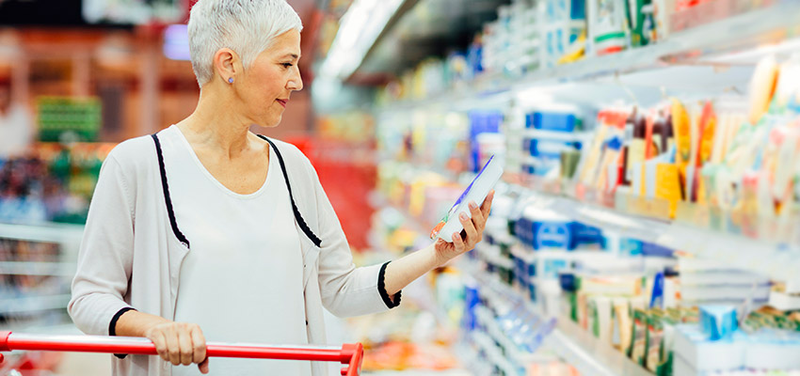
left=748, top=55, right=780, bottom=125
left=587, top=0, right=628, bottom=56
left=430, top=156, right=503, bottom=242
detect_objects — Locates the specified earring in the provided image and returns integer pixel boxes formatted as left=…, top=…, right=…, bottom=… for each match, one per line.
left=228, top=77, right=234, bottom=84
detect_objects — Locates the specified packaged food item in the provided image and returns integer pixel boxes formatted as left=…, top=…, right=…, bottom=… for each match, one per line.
left=430, top=155, right=503, bottom=241
left=587, top=0, right=628, bottom=56
left=748, top=55, right=780, bottom=125
left=589, top=295, right=613, bottom=344
left=645, top=309, right=665, bottom=372
left=625, top=0, right=653, bottom=47
left=626, top=109, right=647, bottom=184
left=699, top=305, right=738, bottom=340
left=655, top=163, right=682, bottom=218
left=612, top=297, right=632, bottom=350
left=775, top=53, right=800, bottom=109
left=629, top=308, right=648, bottom=364
left=671, top=98, right=692, bottom=191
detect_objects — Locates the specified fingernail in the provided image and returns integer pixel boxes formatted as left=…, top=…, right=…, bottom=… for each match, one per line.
left=460, top=212, right=468, bottom=220
left=469, top=201, right=477, bottom=209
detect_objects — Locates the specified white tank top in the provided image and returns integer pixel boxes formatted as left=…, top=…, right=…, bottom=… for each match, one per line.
left=164, top=126, right=311, bottom=376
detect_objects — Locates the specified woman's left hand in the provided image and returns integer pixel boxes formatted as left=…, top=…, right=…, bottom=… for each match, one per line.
left=434, top=190, right=494, bottom=265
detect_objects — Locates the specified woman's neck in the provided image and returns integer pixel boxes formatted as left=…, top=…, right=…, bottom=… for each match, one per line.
left=177, top=90, right=253, bottom=159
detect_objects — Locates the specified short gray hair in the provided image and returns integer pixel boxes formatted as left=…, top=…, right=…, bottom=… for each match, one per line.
left=188, top=0, right=303, bottom=87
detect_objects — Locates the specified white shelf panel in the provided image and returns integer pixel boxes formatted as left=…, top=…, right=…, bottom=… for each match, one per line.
left=0, top=222, right=84, bottom=244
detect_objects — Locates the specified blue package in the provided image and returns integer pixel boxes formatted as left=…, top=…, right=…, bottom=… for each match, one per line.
left=620, top=238, right=643, bottom=256
left=605, top=136, right=623, bottom=151
left=700, top=305, right=738, bottom=340
left=528, top=279, right=538, bottom=302
left=650, top=272, right=665, bottom=309
left=532, top=221, right=572, bottom=250
left=485, top=233, right=496, bottom=246
left=524, top=157, right=561, bottom=177
left=466, top=41, right=483, bottom=77
left=569, top=222, right=604, bottom=249
left=516, top=263, right=525, bottom=285
left=526, top=111, right=579, bottom=132
left=469, top=110, right=503, bottom=172
left=559, top=272, right=578, bottom=292
left=462, top=284, right=481, bottom=330
left=527, top=138, right=582, bottom=158
left=541, top=259, right=568, bottom=279
left=641, top=242, right=675, bottom=258
left=570, top=0, right=586, bottom=19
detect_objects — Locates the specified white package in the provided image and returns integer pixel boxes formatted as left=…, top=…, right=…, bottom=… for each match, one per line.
left=432, top=155, right=504, bottom=242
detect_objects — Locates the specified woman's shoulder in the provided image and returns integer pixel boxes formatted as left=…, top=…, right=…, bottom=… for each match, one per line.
left=104, top=134, right=158, bottom=175
left=264, top=137, right=314, bottom=170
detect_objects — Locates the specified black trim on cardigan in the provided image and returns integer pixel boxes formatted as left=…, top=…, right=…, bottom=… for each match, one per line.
left=378, top=261, right=401, bottom=309
left=151, top=134, right=191, bottom=248
left=255, top=135, right=322, bottom=248
left=110, top=307, right=137, bottom=359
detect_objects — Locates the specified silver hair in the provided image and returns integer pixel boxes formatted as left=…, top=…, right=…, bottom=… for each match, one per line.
left=188, top=0, right=303, bottom=87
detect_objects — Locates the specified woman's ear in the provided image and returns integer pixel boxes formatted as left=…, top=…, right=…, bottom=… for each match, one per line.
left=213, top=48, right=239, bottom=83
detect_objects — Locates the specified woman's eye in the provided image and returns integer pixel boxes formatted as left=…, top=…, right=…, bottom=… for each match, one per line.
left=281, top=63, right=293, bottom=68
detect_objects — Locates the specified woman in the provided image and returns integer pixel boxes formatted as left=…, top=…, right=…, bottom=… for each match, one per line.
left=68, top=1, right=493, bottom=375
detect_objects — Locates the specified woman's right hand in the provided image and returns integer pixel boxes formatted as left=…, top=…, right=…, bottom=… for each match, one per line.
left=143, top=321, right=209, bottom=374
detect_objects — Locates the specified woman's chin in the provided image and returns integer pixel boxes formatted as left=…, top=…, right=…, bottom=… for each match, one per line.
left=254, top=117, right=282, bottom=128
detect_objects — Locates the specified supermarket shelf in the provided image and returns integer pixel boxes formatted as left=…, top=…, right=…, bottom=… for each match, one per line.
left=465, top=262, right=650, bottom=376
left=511, top=184, right=800, bottom=285
left=378, top=1, right=800, bottom=111
left=0, top=294, right=71, bottom=315
left=0, top=222, right=84, bottom=244
left=548, top=319, right=651, bottom=376
left=520, top=189, right=671, bottom=244
left=0, top=262, right=76, bottom=277
left=655, top=223, right=800, bottom=286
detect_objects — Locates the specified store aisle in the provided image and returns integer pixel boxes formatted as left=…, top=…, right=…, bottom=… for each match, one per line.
left=3, top=0, right=800, bottom=375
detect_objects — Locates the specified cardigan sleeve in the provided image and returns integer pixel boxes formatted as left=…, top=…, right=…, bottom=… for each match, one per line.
left=68, top=153, right=136, bottom=336
left=304, top=157, right=402, bottom=317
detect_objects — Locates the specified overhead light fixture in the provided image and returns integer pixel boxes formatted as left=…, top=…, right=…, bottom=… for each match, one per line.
left=319, top=0, right=404, bottom=80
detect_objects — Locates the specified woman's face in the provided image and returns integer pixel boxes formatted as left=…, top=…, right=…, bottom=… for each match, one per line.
left=236, top=29, right=303, bottom=128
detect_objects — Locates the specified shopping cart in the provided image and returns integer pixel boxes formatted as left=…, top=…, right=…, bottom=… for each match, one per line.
left=0, top=331, right=363, bottom=375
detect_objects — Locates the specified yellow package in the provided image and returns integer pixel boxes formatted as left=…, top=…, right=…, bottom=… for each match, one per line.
left=655, top=163, right=682, bottom=218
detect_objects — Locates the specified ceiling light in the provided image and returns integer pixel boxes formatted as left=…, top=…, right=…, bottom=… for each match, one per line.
left=319, top=0, right=404, bottom=80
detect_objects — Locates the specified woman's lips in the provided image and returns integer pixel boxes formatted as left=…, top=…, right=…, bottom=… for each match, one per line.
left=276, top=99, right=287, bottom=108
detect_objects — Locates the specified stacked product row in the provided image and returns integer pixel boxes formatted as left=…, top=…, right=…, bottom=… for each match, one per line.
left=500, top=54, right=800, bottom=245
left=377, top=0, right=764, bottom=103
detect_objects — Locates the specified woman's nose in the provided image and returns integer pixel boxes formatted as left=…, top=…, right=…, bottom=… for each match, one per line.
left=288, top=68, right=303, bottom=91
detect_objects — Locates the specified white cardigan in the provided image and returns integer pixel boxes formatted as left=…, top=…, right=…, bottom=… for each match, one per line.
left=68, top=132, right=397, bottom=376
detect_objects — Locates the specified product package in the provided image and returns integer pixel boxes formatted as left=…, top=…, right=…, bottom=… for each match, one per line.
left=430, top=155, right=503, bottom=242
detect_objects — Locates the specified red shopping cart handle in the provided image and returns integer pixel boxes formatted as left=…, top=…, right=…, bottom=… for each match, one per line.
left=0, top=331, right=363, bottom=376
